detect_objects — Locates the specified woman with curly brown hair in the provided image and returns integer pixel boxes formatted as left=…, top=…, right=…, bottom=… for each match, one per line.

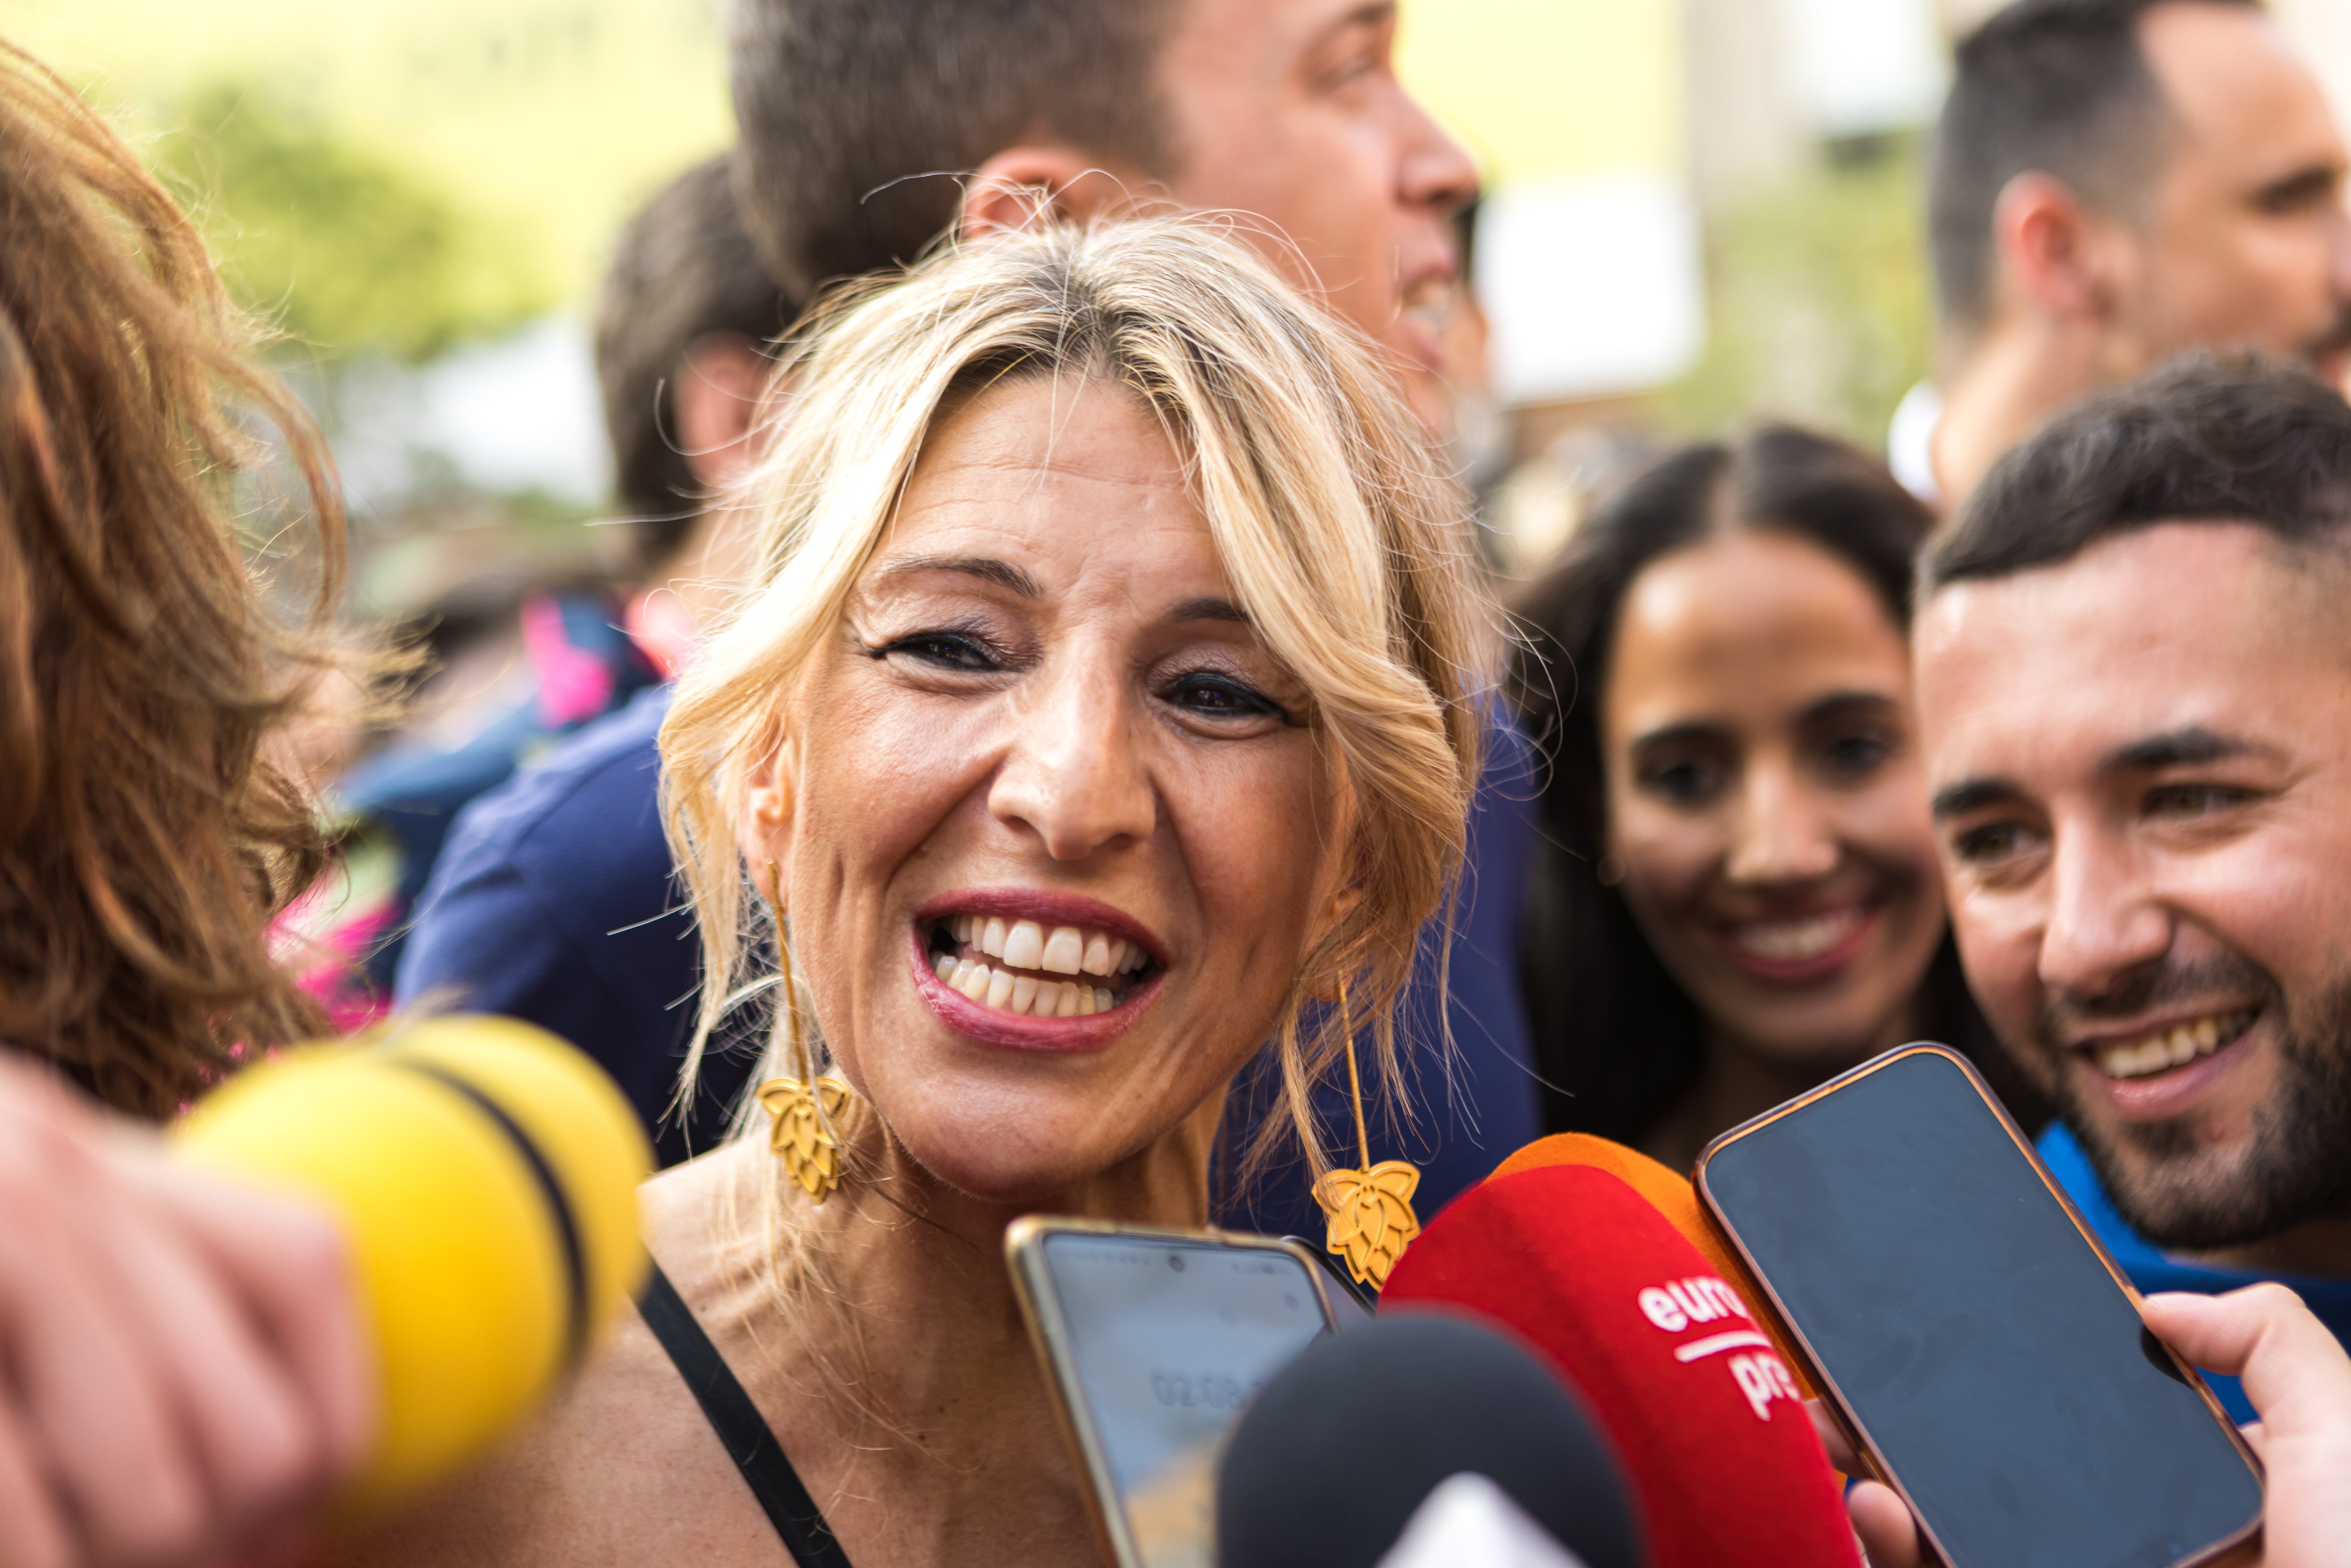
left=0, top=41, right=376, bottom=1568
left=0, top=40, right=353, bottom=1116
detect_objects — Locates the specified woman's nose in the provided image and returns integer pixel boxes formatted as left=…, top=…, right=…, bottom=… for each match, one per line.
left=985, top=663, right=1156, bottom=862
left=1723, top=762, right=1839, bottom=887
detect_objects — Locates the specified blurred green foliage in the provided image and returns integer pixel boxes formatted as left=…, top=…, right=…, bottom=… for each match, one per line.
left=154, top=84, right=553, bottom=364
left=1662, top=135, right=1934, bottom=449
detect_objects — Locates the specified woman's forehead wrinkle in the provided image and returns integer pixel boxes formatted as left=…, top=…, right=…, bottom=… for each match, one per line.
left=871, top=554, right=1044, bottom=598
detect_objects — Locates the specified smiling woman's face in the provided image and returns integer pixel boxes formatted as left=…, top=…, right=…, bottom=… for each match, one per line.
left=742, top=375, right=1346, bottom=1203
left=1600, top=530, right=1945, bottom=1068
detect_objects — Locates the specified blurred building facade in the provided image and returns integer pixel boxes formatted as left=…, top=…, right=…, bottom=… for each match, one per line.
left=1448, top=0, right=2351, bottom=576
left=14, top=0, right=2351, bottom=588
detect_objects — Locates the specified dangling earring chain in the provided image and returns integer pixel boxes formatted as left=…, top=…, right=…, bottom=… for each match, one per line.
left=1311, top=974, right=1422, bottom=1291
left=755, top=859, right=852, bottom=1203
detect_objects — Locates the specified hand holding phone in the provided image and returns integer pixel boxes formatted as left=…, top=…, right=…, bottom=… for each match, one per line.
left=1698, top=1047, right=2264, bottom=1568
left=1837, top=1284, right=2351, bottom=1568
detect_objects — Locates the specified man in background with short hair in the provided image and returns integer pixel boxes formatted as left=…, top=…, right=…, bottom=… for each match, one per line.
left=728, top=0, right=1477, bottom=435
left=1912, top=357, right=2351, bottom=1417
left=397, top=155, right=789, bottom=1165
left=1892, top=0, right=2351, bottom=505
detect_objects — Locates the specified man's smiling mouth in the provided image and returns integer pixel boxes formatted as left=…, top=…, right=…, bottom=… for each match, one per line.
left=2082, top=1007, right=2260, bottom=1080
left=925, top=913, right=1152, bottom=1018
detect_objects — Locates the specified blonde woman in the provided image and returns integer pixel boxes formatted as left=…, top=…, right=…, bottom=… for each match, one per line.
left=343, top=220, right=1487, bottom=1567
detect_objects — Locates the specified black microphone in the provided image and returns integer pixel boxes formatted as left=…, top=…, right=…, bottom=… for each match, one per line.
left=1214, top=1311, right=1645, bottom=1568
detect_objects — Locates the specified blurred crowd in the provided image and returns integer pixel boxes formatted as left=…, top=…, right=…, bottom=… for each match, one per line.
left=11, top=0, right=2351, bottom=1564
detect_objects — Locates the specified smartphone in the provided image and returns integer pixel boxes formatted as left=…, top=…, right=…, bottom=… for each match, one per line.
left=1006, top=1219, right=1342, bottom=1568
left=1696, top=1045, right=2263, bottom=1568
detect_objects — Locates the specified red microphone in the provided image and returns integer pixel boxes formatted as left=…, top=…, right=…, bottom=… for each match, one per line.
left=1382, top=1163, right=1858, bottom=1568
left=1489, top=1133, right=1815, bottom=1393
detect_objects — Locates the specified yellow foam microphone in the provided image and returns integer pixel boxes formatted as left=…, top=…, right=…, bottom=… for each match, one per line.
left=172, top=1015, right=653, bottom=1516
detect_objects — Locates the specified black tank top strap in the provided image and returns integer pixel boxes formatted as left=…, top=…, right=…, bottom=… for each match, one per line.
left=638, top=1260, right=855, bottom=1568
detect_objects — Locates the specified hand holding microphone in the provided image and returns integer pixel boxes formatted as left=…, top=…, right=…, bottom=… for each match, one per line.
left=0, top=1015, right=650, bottom=1568
left=0, top=1054, right=371, bottom=1568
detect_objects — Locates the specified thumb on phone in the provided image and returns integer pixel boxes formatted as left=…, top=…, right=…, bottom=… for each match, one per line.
left=2143, top=1285, right=2351, bottom=1568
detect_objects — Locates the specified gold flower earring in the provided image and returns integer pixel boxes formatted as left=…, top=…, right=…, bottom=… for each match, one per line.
left=755, top=861, right=853, bottom=1203
left=1311, top=975, right=1422, bottom=1291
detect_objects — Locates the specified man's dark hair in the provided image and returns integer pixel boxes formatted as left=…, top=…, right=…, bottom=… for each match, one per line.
left=1923, top=356, right=2351, bottom=589
left=1929, top=0, right=2261, bottom=337
left=594, top=154, right=797, bottom=571
left=727, top=0, right=1178, bottom=299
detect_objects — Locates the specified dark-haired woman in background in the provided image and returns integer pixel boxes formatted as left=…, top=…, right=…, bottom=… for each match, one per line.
left=1512, top=426, right=2044, bottom=1171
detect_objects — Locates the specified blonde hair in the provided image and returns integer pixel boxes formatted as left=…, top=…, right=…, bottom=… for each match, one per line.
left=662, top=218, right=1491, bottom=1183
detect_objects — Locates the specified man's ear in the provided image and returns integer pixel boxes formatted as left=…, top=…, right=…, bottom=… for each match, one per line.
left=675, top=333, right=771, bottom=491
left=961, top=144, right=1140, bottom=239
left=1991, top=172, right=2122, bottom=323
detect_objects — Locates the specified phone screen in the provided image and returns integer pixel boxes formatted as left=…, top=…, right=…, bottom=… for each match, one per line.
left=1036, top=1232, right=1333, bottom=1568
left=1702, top=1049, right=2262, bottom=1568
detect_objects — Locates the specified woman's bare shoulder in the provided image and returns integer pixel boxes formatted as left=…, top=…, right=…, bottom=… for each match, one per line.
left=327, top=1144, right=783, bottom=1567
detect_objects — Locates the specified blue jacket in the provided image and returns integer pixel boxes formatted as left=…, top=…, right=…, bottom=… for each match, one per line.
left=2040, top=1121, right=2351, bottom=1422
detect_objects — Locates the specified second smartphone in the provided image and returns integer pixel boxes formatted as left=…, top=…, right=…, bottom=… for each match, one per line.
left=1697, top=1045, right=2263, bottom=1568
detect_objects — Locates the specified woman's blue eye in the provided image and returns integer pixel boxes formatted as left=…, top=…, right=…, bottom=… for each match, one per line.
left=1168, top=672, right=1287, bottom=721
left=874, top=632, right=997, bottom=671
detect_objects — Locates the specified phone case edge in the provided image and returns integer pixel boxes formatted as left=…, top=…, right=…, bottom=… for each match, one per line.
left=1005, top=1217, right=1141, bottom=1568
left=1001, top=1219, right=1343, bottom=1568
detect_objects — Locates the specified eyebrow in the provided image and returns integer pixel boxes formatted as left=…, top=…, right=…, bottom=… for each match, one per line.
left=2099, top=726, right=2268, bottom=773
left=1799, top=689, right=1902, bottom=723
left=1931, top=727, right=2274, bottom=819
left=874, top=553, right=1041, bottom=598
left=2253, top=162, right=2344, bottom=210
left=1627, top=719, right=1721, bottom=753
left=1306, top=0, right=1396, bottom=51
left=1167, top=595, right=1251, bottom=625
left=1931, top=778, right=2025, bottom=820
left=1629, top=690, right=1899, bottom=751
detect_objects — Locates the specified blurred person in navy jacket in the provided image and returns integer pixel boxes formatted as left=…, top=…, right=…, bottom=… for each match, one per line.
left=396, top=156, right=791, bottom=1164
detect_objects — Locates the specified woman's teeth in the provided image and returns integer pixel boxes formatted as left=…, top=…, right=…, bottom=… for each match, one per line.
left=1727, top=907, right=1863, bottom=964
left=2092, top=1009, right=2258, bottom=1080
left=932, top=914, right=1148, bottom=1018
left=953, top=914, right=1146, bottom=977
left=932, top=952, right=1117, bottom=1016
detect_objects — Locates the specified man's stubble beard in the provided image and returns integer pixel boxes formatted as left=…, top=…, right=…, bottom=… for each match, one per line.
left=2032, top=954, right=2351, bottom=1251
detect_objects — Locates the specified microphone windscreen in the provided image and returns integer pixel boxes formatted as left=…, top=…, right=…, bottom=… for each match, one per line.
left=1378, top=1473, right=1601, bottom=1568
left=1490, top=1134, right=1813, bottom=1389
left=1382, top=1166, right=1855, bottom=1568
left=1215, top=1310, right=1643, bottom=1568
left=173, top=1016, right=652, bottom=1514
